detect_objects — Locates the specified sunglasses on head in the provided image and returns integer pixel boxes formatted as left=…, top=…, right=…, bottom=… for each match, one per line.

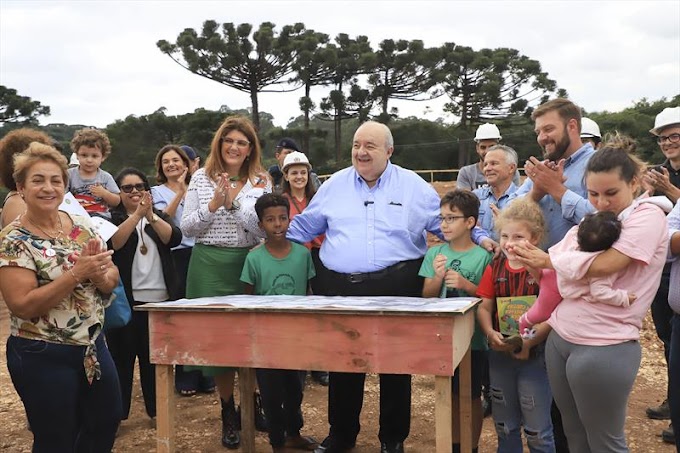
left=120, top=183, right=148, bottom=193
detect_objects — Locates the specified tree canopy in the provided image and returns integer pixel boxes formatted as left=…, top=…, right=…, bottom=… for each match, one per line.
left=0, top=86, right=51, bottom=125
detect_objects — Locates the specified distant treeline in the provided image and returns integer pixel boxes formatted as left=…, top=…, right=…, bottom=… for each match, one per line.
left=0, top=95, right=677, bottom=182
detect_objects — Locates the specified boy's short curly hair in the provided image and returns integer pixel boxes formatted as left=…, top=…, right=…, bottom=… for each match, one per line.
left=70, top=128, right=112, bottom=158
left=254, top=193, right=290, bottom=222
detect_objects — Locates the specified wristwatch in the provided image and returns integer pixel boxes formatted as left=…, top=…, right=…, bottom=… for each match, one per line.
left=150, top=214, right=160, bottom=224
left=229, top=200, right=241, bottom=211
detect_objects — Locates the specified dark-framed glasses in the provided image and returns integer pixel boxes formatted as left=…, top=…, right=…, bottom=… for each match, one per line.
left=657, top=133, right=680, bottom=144
left=438, top=215, right=466, bottom=224
left=222, top=137, right=251, bottom=149
left=120, top=183, right=147, bottom=193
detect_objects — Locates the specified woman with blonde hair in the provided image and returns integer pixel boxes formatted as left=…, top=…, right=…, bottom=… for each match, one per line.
left=0, top=143, right=121, bottom=452
left=181, top=115, right=272, bottom=449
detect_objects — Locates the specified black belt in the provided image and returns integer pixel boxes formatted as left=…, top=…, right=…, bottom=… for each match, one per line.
left=332, top=260, right=412, bottom=284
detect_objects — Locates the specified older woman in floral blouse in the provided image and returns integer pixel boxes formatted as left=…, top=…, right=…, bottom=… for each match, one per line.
left=0, top=142, right=121, bottom=452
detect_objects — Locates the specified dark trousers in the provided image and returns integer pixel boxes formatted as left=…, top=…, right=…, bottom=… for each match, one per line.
left=106, top=308, right=156, bottom=419
left=652, top=268, right=673, bottom=398
left=256, top=368, right=304, bottom=447
left=315, top=258, right=423, bottom=447
left=668, top=314, right=680, bottom=451
left=6, top=334, right=122, bottom=453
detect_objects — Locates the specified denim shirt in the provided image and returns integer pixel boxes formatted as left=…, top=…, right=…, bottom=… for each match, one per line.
left=474, top=182, right=519, bottom=241
left=514, top=143, right=596, bottom=249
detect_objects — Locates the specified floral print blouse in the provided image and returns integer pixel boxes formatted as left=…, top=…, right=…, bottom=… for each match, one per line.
left=0, top=213, right=106, bottom=383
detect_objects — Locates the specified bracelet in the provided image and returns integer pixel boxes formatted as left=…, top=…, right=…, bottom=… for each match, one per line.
left=68, top=268, right=82, bottom=284
left=90, top=277, right=107, bottom=286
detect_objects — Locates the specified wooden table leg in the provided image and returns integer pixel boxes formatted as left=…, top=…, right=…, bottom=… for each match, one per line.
left=239, top=367, right=256, bottom=452
left=435, top=375, right=453, bottom=453
left=156, top=364, right=175, bottom=453
left=459, top=346, right=473, bottom=453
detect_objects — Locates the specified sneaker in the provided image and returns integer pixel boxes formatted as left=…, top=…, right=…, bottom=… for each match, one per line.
left=646, top=399, right=671, bottom=420
left=662, top=424, right=675, bottom=444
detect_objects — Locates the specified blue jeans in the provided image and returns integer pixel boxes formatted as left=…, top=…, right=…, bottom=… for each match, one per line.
left=669, top=314, right=680, bottom=451
left=6, top=334, right=122, bottom=453
left=489, top=348, right=555, bottom=453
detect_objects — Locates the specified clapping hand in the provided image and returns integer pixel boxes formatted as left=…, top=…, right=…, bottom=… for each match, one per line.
left=72, top=238, right=113, bottom=283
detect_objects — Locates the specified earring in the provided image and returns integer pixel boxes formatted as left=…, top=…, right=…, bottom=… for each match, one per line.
left=19, top=192, right=25, bottom=199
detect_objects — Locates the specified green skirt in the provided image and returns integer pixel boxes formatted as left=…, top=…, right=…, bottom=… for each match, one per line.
left=185, top=243, right=250, bottom=376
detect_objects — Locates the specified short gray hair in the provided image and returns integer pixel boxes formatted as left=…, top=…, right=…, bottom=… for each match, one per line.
left=487, top=144, right=518, bottom=166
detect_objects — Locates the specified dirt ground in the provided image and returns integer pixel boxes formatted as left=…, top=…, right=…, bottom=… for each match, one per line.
left=0, top=182, right=676, bottom=452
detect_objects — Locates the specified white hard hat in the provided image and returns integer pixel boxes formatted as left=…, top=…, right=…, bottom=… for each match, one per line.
left=580, top=117, right=601, bottom=139
left=282, top=151, right=311, bottom=173
left=69, top=153, right=79, bottom=167
left=650, top=107, right=680, bottom=135
left=474, top=123, right=502, bottom=141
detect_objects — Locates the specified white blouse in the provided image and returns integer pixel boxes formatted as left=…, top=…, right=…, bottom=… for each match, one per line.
left=181, top=168, right=271, bottom=248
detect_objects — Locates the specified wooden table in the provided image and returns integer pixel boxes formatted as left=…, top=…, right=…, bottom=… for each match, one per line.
left=138, top=295, right=478, bottom=453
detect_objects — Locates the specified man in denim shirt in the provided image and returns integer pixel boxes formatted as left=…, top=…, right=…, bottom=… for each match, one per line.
left=473, top=145, right=520, bottom=241
left=516, top=99, right=596, bottom=250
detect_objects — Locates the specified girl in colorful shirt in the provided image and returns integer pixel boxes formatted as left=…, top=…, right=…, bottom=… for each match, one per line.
left=476, top=197, right=555, bottom=452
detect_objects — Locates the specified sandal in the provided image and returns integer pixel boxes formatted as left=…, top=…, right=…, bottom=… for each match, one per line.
left=284, top=435, right=319, bottom=451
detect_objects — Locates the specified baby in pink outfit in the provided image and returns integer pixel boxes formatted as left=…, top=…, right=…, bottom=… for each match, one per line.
left=519, top=210, right=634, bottom=336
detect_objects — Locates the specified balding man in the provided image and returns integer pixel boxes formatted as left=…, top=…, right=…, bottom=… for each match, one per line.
left=289, top=121, right=492, bottom=453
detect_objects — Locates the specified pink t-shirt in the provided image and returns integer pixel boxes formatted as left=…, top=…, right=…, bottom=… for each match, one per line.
left=548, top=203, right=668, bottom=346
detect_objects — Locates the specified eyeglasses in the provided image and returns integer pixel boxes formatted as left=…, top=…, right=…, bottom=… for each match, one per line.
left=120, top=183, right=148, bottom=193
left=657, top=133, right=680, bottom=144
left=437, top=215, right=467, bottom=224
left=222, top=137, right=251, bottom=149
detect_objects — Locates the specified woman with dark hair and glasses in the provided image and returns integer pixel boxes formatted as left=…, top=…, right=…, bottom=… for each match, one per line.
left=106, top=167, right=182, bottom=422
left=181, top=115, right=272, bottom=449
left=150, top=145, right=216, bottom=396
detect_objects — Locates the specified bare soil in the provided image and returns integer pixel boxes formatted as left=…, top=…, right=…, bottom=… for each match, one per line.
left=0, top=182, right=675, bottom=452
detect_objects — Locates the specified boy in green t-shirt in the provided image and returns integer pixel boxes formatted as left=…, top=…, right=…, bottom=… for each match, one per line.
left=419, top=190, right=492, bottom=453
left=240, top=193, right=318, bottom=453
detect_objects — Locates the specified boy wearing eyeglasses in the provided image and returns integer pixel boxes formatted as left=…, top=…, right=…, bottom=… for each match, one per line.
left=67, top=128, right=121, bottom=219
left=418, top=189, right=492, bottom=453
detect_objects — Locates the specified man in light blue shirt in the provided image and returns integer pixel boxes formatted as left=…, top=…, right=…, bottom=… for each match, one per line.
left=473, top=145, right=520, bottom=241
left=289, top=121, right=495, bottom=453
left=516, top=99, right=596, bottom=249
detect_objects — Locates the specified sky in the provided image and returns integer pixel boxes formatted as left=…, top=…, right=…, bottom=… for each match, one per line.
left=1, top=0, right=679, bottom=128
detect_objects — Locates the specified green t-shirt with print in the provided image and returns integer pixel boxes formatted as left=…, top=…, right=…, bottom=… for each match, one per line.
left=419, top=243, right=493, bottom=350
left=240, top=242, right=316, bottom=296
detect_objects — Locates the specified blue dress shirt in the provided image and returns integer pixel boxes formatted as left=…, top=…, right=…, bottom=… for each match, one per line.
left=473, top=182, right=518, bottom=241
left=287, top=162, right=444, bottom=273
left=514, top=143, right=596, bottom=249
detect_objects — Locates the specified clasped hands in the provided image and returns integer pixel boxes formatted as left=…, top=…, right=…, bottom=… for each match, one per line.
left=433, top=254, right=470, bottom=292
left=209, top=173, right=235, bottom=212
left=524, top=157, right=568, bottom=199
left=132, top=192, right=156, bottom=223
left=71, top=238, right=114, bottom=285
